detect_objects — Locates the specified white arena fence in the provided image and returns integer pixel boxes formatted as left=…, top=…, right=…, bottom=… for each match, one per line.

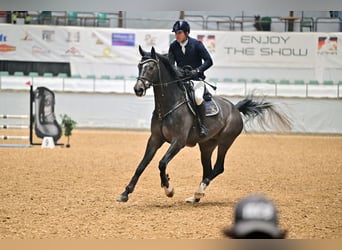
left=0, top=75, right=341, bottom=98
left=1, top=87, right=341, bottom=134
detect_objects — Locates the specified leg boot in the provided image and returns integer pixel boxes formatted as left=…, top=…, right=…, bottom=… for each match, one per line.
left=197, top=102, right=208, bottom=137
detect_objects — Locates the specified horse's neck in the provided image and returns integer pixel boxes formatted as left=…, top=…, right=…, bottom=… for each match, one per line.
left=153, top=75, right=185, bottom=114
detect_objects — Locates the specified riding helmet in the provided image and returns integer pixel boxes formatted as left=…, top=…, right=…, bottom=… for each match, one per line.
left=172, top=20, right=190, bottom=33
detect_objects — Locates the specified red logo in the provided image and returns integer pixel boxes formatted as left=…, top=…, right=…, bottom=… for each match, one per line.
left=0, top=44, right=16, bottom=52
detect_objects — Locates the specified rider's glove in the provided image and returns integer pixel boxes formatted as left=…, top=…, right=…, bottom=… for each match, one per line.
left=183, top=68, right=192, bottom=78
left=190, top=69, right=200, bottom=78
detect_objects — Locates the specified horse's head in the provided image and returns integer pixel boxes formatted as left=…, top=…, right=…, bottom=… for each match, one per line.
left=134, top=46, right=160, bottom=97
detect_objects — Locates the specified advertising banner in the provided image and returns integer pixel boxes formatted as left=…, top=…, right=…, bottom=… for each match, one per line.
left=0, top=24, right=341, bottom=81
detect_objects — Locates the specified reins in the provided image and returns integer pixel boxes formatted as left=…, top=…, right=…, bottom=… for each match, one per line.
left=138, top=57, right=192, bottom=123
left=137, top=58, right=194, bottom=87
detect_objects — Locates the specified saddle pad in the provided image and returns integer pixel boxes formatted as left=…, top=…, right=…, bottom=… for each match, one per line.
left=205, top=99, right=219, bottom=117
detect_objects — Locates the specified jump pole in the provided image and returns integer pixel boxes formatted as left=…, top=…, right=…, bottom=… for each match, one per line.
left=30, top=85, right=33, bottom=145
left=0, top=85, right=33, bottom=148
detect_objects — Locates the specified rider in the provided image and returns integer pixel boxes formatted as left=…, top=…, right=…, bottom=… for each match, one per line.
left=168, top=20, right=213, bottom=138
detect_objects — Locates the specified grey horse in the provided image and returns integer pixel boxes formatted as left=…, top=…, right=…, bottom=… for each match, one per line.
left=117, top=46, right=291, bottom=203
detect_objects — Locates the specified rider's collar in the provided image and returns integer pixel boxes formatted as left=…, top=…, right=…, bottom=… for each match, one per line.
left=179, top=38, right=188, bottom=47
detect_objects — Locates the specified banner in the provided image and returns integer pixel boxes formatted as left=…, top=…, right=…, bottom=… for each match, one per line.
left=0, top=24, right=341, bottom=82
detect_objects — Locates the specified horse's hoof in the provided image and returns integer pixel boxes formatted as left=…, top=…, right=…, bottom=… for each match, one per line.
left=116, top=194, right=128, bottom=202
left=164, top=186, right=174, bottom=198
left=185, top=196, right=200, bottom=203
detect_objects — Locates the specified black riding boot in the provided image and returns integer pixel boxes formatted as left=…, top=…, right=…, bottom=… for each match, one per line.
left=197, top=102, right=208, bottom=137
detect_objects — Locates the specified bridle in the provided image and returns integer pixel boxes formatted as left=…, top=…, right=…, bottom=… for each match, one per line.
left=136, top=57, right=194, bottom=90
left=136, top=57, right=191, bottom=121
left=136, top=58, right=162, bottom=90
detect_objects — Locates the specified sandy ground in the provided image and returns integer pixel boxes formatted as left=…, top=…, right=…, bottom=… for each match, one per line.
left=0, top=129, right=341, bottom=239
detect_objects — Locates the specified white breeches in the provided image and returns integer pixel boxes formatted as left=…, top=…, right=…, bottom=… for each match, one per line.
left=193, top=80, right=205, bottom=105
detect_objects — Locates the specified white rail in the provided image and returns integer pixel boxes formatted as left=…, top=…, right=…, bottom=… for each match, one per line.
left=0, top=114, right=30, bottom=119
left=0, top=135, right=30, bottom=140
left=0, top=125, right=30, bottom=129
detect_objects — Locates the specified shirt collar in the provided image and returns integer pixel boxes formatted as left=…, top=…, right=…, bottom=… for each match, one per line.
left=179, top=38, right=188, bottom=47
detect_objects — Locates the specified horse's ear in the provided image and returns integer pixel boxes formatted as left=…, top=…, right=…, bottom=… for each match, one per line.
left=139, top=45, right=145, bottom=56
left=151, top=47, right=156, bottom=59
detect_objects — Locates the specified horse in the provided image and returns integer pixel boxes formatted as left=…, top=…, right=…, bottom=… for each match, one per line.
left=116, top=46, right=291, bottom=203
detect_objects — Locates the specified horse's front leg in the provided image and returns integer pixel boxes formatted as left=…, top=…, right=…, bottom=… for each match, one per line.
left=159, top=139, right=185, bottom=198
left=116, top=135, right=164, bottom=202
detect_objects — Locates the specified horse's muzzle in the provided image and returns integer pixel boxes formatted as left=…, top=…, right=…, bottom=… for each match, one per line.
left=134, top=80, right=146, bottom=97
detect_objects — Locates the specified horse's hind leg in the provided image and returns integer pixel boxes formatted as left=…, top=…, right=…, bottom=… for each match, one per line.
left=187, top=135, right=238, bottom=203
left=185, top=141, right=216, bottom=203
left=208, top=143, right=230, bottom=181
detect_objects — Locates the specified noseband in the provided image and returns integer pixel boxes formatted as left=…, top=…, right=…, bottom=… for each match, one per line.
left=137, top=58, right=161, bottom=89
left=136, top=56, right=190, bottom=121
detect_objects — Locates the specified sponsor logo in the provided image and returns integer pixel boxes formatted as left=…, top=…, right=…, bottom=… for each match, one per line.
left=0, top=33, right=7, bottom=42
left=112, top=33, right=135, bottom=46
left=94, top=47, right=113, bottom=58
left=66, top=31, right=80, bottom=43
left=96, top=39, right=104, bottom=45
left=21, top=31, right=33, bottom=41
left=32, top=45, right=51, bottom=55
left=318, top=36, right=338, bottom=55
left=92, top=32, right=104, bottom=45
left=197, top=34, right=216, bottom=53
left=92, top=33, right=118, bottom=58
left=63, top=47, right=84, bottom=57
left=0, top=33, right=16, bottom=53
left=144, top=34, right=156, bottom=46
left=102, top=47, right=112, bottom=57
left=0, top=44, right=16, bottom=52
left=42, top=30, right=55, bottom=42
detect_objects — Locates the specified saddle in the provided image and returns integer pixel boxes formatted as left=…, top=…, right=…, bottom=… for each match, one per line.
left=177, top=65, right=219, bottom=117
left=184, top=81, right=219, bottom=117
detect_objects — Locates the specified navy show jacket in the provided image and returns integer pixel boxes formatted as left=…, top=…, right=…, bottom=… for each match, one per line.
left=168, top=36, right=213, bottom=80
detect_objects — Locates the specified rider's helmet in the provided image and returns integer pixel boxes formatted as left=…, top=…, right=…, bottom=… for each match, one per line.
left=172, top=20, right=190, bottom=34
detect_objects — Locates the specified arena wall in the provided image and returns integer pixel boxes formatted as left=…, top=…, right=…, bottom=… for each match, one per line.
left=0, top=91, right=341, bottom=134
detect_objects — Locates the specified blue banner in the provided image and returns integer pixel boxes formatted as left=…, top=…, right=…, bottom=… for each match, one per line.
left=112, top=33, right=135, bottom=46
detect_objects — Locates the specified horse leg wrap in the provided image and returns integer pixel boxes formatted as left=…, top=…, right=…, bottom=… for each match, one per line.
left=194, top=182, right=207, bottom=199
left=160, top=173, right=170, bottom=188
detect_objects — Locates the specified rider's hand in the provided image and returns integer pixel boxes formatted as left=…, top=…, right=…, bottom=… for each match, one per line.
left=178, top=68, right=186, bottom=78
left=191, top=69, right=200, bottom=78
left=183, top=68, right=192, bottom=78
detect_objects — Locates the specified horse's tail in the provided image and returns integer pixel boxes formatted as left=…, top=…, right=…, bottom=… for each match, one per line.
left=235, top=96, right=292, bottom=132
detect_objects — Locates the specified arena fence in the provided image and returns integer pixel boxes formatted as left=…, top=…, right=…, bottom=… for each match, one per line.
left=0, top=86, right=34, bottom=148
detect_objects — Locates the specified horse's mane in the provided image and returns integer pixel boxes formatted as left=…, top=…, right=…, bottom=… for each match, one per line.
left=156, top=53, right=180, bottom=80
left=141, top=52, right=179, bottom=79
left=140, top=49, right=182, bottom=86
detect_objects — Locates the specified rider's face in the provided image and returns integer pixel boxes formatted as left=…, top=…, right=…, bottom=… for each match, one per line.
left=175, top=31, right=187, bottom=43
